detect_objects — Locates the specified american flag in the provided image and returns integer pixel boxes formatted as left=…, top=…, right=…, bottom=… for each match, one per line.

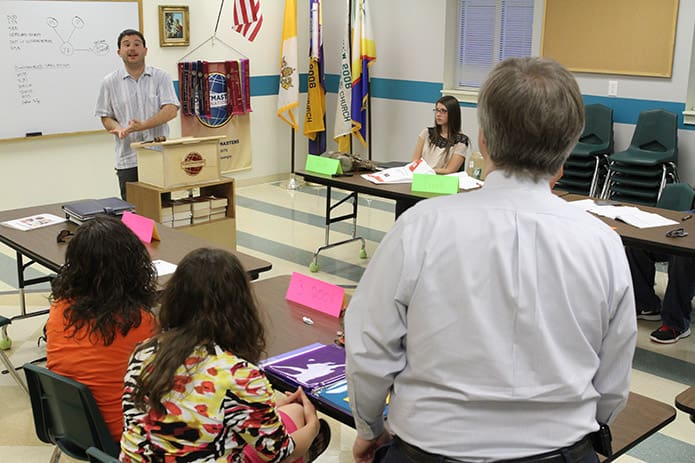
left=232, top=0, right=263, bottom=42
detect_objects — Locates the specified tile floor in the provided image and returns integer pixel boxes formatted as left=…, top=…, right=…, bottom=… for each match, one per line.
left=0, top=180, right=693, bottom=462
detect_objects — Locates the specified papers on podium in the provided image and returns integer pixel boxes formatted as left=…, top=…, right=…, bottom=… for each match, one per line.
left=570, top=199, right=679, bottom=229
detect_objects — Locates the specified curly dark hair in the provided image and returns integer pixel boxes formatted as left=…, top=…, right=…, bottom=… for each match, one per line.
left=50, top=215, right=158, bottom=346
left=132, top=248, right=266, bottom=414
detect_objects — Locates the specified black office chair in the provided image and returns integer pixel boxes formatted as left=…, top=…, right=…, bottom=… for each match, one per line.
left=0, top=316, right=28, bottom=393
left=23, top=363, right=120, bottom=463
left=87, top=447, right=122, bottom=463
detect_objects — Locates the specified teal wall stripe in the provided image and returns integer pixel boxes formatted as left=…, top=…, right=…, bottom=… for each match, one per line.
left=369, top=78, right=443, bottom=104
left=174, top=75, right=692, bottom=130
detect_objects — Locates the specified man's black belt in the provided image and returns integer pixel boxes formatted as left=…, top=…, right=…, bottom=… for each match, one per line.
left=394, top=434, right=595, bottom=463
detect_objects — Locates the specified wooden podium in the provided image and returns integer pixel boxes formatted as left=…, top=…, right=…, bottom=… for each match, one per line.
left=131, top=135, right=225, bottom=189
left=127, top=136, right=236, bottom=251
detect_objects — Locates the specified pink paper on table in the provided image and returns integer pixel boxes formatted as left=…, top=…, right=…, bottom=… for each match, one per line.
left=121, top=211, right=157, bottom=244
left=285, top=272, right=345, bottom=318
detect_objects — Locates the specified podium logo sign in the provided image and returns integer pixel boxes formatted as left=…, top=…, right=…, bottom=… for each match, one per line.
left=181, top=152, right=206, bottom=176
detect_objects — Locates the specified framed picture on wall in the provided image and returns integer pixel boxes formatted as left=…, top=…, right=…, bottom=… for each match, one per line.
left=159, top=5, right=189, bottom=47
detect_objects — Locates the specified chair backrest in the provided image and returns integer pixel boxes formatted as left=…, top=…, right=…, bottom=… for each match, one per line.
left=630, top=109, right=678, bottom=155
left=580, top=104, right=614, bottom=151
left=87, top=447, right=122, bottom=463
left=656, top=183, right=695, bottom=211
left=23, top=363, right=119, bottom=461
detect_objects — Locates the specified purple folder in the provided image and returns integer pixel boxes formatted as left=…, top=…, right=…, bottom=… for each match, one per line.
left=261, top=343, right=346, bottom=390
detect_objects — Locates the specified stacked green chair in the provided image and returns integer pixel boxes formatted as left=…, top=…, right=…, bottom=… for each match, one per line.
left=656, top=182, right=694, bottom=212
left=555, top=104, right=614, bottom=197
left=601, top=109, right=679, bottom=206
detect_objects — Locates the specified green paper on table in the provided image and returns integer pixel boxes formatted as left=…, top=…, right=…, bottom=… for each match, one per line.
left=305, top=155, right=343, bottom=175
left=411, top=173, right=459, bottom=195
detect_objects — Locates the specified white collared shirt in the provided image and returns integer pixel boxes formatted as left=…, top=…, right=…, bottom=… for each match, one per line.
left=95, top=66, right=180, bottom=169
left=345, top=170, right=637, bottom=462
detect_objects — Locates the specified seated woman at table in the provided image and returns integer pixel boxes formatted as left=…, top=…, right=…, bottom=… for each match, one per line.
left=120, top=248, right=330, bottom=463
left=396, top=95, right=471, bottom=218
left=46, top=215, right=158, bottom=442
left=413, top=95, right=470, bottom=174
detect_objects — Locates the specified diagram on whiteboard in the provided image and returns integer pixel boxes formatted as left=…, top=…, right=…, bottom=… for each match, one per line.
left=46, top=16, right=109, bottom=56
left=1, top=0, right=137, bottom=140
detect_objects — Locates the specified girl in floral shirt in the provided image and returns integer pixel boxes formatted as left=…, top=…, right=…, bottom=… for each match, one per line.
left=120, top=248, right=328, bottom=462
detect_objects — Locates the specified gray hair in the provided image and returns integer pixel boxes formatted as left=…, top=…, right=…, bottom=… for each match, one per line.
left=477, top=57, right=584, bottom=181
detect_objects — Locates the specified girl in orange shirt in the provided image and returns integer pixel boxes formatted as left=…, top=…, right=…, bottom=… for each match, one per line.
left=46, top=215, right=158, bottom=442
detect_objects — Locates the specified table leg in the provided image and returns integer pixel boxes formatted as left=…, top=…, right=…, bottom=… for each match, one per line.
left=0, top=251, right=52, bottom=350
left=309, top=186, right=367, bottom=272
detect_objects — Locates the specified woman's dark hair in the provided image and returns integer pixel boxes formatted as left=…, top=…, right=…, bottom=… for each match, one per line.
left=50, top=215, right=158, bottom=346
left=429, top=95, right=469, bottom=161
left=133, top=248, right=266, bottom=414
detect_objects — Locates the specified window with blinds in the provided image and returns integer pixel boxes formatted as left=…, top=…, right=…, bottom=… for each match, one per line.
left=457, top=0, right=534, bottom=89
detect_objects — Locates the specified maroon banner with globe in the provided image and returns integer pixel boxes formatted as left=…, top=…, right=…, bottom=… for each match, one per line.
left=180, top=61, right=252, bottom=173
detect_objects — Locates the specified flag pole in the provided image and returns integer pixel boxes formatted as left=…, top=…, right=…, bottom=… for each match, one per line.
left=348, top=0, right=353, bottom=154
left=288, top=127, right=299, bottom=190
left=214, top=0, right=225, bottom=36
left=367, top=84, right=372, bottom=160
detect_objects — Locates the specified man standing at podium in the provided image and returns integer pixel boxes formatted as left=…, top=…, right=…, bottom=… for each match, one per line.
left=95, top=29, right=180, bottom=200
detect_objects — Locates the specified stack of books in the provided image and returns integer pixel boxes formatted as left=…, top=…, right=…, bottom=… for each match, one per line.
left=189, top=197, right=212, bottom=224
left=160, top=194, right=228, bottom=227
left=159, top=202, right=174, bottom=227
left=62, top=198, right=134, bottom=225
left=209, top=196, right=228, bottom=221
left=160, top=200, right=192, bottom=228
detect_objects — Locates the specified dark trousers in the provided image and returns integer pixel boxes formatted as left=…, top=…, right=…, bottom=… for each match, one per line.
left=395, top=198, right=418, bottom=219
left=375, top=437, right=599, bottom=463
left=626, top=247, right=695, bottom=331
left=116, top=167, right=138, bottom=201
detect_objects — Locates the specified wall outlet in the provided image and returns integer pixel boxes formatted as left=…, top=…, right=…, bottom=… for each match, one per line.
left=608, top=80, right=619, bottom=97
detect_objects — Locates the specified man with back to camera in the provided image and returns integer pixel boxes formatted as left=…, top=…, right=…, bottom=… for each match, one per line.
left=345, top=57, right=637, bottom=463
left=95, top=29, right=180, bottom=200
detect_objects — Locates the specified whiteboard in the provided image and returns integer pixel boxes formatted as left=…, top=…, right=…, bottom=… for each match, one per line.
left=0, top=0, right=141, bottom=141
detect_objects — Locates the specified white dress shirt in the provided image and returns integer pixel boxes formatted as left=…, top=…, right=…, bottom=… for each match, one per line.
left=345, top=171, right=637, bottom=462
left=95, top=66, right=180, bottom=169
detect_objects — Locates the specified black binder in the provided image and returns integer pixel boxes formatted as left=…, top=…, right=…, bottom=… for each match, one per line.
left=62, top=197, right=134, bottom=224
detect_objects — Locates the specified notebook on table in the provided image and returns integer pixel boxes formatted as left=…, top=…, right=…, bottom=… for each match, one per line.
left=62, top=197, right=134, bottom=224
left=260, top=342, right=346, bottom=390
left=261, top=343, right=391, bottom=422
